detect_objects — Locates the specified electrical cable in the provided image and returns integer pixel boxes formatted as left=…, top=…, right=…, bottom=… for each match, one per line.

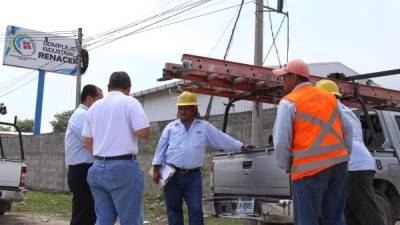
left=286, top=12, right=289, bottom=63
left=205, top=0, right=245, bottom=120
left=266, top=0, right=282, bottom=67
left=87, top=0, right=254, bottom=51
left=83, top=0, right=207, bottom=44
left=85, top=0, right=211, bottom=49
left=208, top=4, right=238, bottom=56
left=263, top=15, right=286, bottom=65
left=223, top=0, right=244, bottom=60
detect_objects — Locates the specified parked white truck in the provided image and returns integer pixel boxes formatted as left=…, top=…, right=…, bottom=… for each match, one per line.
left=205, top=109, right=400, bottom=225
left=0, top=117, right=27, bottom=215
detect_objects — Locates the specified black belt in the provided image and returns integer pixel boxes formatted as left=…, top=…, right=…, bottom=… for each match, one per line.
left=170, top=164, right=200, bottom=174
left=68, top=163, right=92, bottom=168
left=94, top=154, right=136, bottom=161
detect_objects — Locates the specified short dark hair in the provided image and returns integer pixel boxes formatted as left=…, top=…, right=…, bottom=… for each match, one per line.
left=81, top=84, right=98, bottom=102
left=109, top=71, right=131, bottom=90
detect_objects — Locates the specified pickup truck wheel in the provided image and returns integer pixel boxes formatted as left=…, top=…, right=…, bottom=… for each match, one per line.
left=375, top=192, right=394, bottom=225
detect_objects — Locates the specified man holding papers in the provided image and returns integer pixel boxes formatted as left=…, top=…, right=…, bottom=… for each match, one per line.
left=151, top=91, right=252, bottom=225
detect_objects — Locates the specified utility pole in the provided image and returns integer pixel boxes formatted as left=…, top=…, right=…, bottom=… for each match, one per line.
left=251, top=0, right=264, bottom=147
left=75, top=28, right=83, bottom=108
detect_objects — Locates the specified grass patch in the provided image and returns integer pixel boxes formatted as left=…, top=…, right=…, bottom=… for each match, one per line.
left=12, top=191, right=245, bottom=224
left=12, top=191, right=72, bottom=218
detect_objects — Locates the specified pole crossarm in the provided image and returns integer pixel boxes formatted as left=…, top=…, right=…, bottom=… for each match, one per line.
left=160, top=54, right=400, bottom=110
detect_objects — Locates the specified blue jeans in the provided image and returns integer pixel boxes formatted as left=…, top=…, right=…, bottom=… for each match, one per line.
left=87, top=160, right=144, bottom=225
left=291, top=162, right=348, bottom=225
left=163, top=169, right=204, bottom=225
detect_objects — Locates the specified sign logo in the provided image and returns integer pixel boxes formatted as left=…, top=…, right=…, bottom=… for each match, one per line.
left=13, top=34, right=36, bottom=56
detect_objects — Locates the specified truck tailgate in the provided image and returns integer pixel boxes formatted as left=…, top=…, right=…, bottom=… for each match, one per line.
left=213, top=149, right=290, bottom=196
left=0, top=160, right=22, bottom=188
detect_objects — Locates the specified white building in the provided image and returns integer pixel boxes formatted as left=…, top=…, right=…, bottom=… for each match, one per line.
left=133, top=62, right=372, bottom=122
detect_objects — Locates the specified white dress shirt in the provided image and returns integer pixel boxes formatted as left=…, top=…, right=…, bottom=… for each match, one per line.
left=65, top=104, right=93, bottom=165
left=82, top=91, right=149, bottom=157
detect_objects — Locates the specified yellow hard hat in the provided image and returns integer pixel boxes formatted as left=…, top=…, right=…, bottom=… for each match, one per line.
left=315, top=79, right=342, bottom=97
left=176, top=91, right=198, bottom=106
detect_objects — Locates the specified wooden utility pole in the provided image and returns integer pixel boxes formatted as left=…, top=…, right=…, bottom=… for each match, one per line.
left=75, top=28, right=83, bottom=108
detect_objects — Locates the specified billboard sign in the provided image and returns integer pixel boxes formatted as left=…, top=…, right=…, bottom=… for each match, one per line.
left=3, top=25, right=78, bottom=75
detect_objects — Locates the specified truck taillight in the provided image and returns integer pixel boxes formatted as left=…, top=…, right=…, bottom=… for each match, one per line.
left=19, top=165, right=27, bottom=188
left=210, top=162, right=214, bottom=193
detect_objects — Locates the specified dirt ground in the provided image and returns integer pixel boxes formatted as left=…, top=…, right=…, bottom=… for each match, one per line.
left=1, top=213, right=399, bottom=225
left=0, top=212, right=68, bottom=225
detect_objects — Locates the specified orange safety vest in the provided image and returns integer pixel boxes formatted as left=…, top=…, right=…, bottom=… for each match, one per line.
left=283, top=85, right=349, bottom=180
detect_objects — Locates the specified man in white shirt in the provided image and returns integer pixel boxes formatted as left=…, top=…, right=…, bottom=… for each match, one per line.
left=65, top=84, right=103, bottom=225
left=82, top=71, right=150, bottom=225
left=316, top=79, right=384, bottom=225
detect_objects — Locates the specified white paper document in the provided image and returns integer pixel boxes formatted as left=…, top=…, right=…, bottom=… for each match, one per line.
left=148, top=164, right=176, bottom=187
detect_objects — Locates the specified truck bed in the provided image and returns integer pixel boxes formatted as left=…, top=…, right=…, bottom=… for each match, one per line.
left=0, top=159, right=23, bottom=189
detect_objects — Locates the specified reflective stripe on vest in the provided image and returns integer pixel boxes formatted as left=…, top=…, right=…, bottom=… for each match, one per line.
left=291, top=107, right=349, bottom=173
left=292, top=109, right=346, bottom=158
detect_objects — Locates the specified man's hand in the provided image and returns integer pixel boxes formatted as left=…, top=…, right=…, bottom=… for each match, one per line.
left=152, top=165, right=161, bottom=184
left=241, top=144, right=254, bottom=152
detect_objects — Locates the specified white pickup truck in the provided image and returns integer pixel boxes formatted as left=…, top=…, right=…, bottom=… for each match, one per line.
left=0, top=117, right=27, bottom=215
left=205, top=109, right=400, bottom=225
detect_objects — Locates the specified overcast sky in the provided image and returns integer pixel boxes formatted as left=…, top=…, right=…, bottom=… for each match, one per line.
left=0, top=0, right=399, bottom=132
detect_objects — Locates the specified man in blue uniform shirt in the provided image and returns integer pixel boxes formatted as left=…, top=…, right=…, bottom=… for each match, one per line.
left=316, top=79, right=384, bottom=225
left=65, top=84, right=103, bottom=225
left=151, top=91, right=252, bottom=225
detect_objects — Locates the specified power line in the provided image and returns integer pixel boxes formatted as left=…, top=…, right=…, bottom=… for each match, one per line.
left=265, top=0, right=282, bottom=67
left=205, top=0, right=245, bottom=120
left=0, top=60, right=64, bottom=98
left=88, top=0, right=254, bottom=51
left=263, top=15, right=286, bottom=65
left=86, top=0, right=217, bottom=51
left=0, top=75, right=37, bottom=98
left=134, top=1, right=254, bottom=37
left=83, top=0, right=208, bottom=44
left=208, top=3, right=238, bottom=56
left=223, top=0, right=245, bottom=60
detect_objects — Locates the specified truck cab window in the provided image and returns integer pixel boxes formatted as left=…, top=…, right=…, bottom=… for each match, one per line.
left=360, top=114, right=385, bottom=148
left=395, top=116, right=400, bottom=133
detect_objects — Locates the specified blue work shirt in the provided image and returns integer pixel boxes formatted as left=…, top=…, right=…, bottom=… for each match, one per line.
left=273, top=82, right=353, bottom=172
left=65, top=104, right=93, bottom=165
left=339, top=103, right=375, bottom=171
left=152, top=118, right=243, bottom=169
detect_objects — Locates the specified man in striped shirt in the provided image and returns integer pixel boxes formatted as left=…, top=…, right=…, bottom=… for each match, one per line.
left=65, top=84, right=103, bottom=225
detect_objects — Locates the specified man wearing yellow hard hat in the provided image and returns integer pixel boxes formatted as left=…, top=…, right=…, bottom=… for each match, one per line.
left=316, top=79, right=384, bottom=225
left=151, top=91, right=252, bottom=225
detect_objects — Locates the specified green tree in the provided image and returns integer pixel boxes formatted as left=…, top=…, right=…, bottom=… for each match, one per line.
left=16, top=119, right=34, bottom=132
left=0, top=125, right=11, bottom=132
left=50, top=110, right=73, bottom=133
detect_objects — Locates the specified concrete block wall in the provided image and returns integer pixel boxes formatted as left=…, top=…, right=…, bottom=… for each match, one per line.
left=1, top=108, right=276, bottom=193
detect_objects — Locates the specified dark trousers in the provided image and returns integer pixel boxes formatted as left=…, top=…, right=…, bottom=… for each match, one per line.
left=68, top=163, right=96, bottom=225
left=291, top=162, right=348, bottom=225
left=346, top=170, right=385, bottom=225
left=163, top=169, right=204, bottom=225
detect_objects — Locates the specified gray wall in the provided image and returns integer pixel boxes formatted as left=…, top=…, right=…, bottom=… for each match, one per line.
left=1, top=108, right=277, bottom=193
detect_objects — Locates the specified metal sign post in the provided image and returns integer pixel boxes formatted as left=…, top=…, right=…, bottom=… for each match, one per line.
left=33, top=70, right=46, bottom=135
